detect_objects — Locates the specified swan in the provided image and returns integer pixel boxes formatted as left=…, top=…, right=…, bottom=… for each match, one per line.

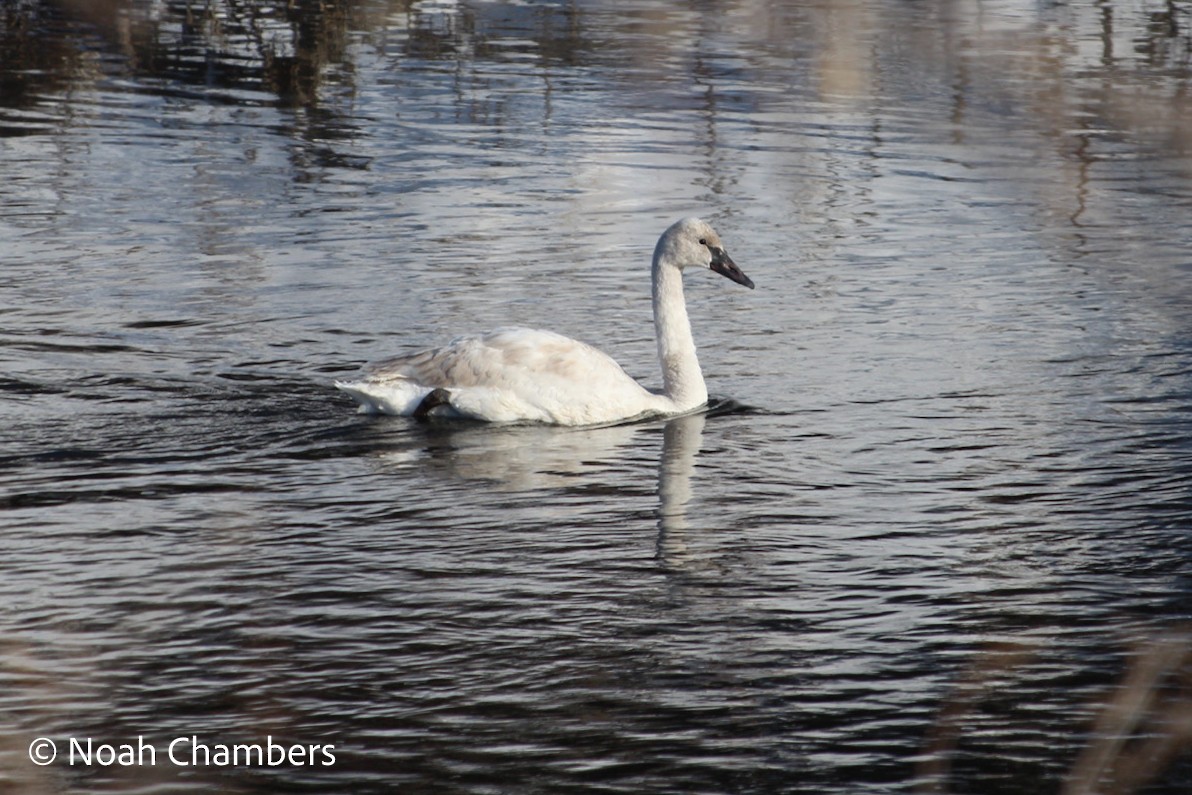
left=335, top=217, right=754, bottom=426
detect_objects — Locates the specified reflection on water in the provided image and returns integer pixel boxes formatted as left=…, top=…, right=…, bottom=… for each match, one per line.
left=373, top=420, right=640, bottom=491
left=656, top=411, right=705, bottom=573
left=3, top=0, right=1192, bottom=793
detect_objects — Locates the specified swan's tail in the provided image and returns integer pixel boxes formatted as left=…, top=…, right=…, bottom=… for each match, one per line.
left=334, top=379, right=430, bottom=416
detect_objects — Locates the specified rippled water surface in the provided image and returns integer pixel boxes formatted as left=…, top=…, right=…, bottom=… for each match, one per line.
left=4, top=1, right=1192, bottom=792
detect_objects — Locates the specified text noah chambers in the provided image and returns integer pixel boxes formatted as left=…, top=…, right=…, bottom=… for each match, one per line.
left=69, top=736, right=336, bottom=767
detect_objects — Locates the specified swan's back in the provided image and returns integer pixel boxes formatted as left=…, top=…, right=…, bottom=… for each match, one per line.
left=337, top=327, right=663, bottom=425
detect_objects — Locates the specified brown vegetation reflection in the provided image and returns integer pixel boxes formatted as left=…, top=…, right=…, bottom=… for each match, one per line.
left=2, top=0, right=1192, bottom=168
left=0, top=0, right=364, bottom=108
left=2, top=0, right=1191, bottom=134
left=0, top=0, right=596, bottom=113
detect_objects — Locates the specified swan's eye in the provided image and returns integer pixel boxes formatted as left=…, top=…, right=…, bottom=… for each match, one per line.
left=699, top=238, right=708, bottom=246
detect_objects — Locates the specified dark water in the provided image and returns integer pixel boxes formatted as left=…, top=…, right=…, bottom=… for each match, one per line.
left=3, top=1, right=1192, bottom=793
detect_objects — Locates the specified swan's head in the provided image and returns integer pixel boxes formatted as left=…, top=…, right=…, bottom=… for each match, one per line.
left=656, top=217, right=755, bottom=289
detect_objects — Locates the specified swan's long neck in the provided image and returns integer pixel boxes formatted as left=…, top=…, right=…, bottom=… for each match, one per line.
left=652, top=255, right=708, bottom=411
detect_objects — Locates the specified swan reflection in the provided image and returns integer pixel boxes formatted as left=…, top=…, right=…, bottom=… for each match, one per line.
left=654, top=411, right=707, bottom=572
left=372, top=421, right=639, bottom=491
left=366, top=409, right=715, bottom=573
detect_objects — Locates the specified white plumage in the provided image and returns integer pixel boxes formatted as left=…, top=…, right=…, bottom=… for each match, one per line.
left=335, top=217, right=754, bottom=426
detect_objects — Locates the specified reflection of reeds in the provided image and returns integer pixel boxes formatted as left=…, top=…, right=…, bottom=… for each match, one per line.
left=25, top=0, right=361, bottom=107
left=918, top=630, right=1192, bottom=795
left=9, top=0, right=1192, bottom=160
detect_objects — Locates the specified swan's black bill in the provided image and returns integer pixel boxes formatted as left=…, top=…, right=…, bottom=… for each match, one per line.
left=710, top=248, right=755, bottom=289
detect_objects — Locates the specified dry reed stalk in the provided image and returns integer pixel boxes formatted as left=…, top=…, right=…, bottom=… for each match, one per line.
left=919, top=629, right=1192, bottom=795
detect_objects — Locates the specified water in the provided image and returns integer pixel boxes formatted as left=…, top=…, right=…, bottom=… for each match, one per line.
left=3, top=0, right=1192, bottom=792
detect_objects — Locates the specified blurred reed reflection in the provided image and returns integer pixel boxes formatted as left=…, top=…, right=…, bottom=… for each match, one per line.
left=2, top=0, right=1191, bottom=153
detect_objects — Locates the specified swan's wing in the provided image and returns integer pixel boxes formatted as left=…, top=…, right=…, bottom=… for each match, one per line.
left=348, top=328, right=659, bottom=424
left=363, top=328, right=637, bottom=388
